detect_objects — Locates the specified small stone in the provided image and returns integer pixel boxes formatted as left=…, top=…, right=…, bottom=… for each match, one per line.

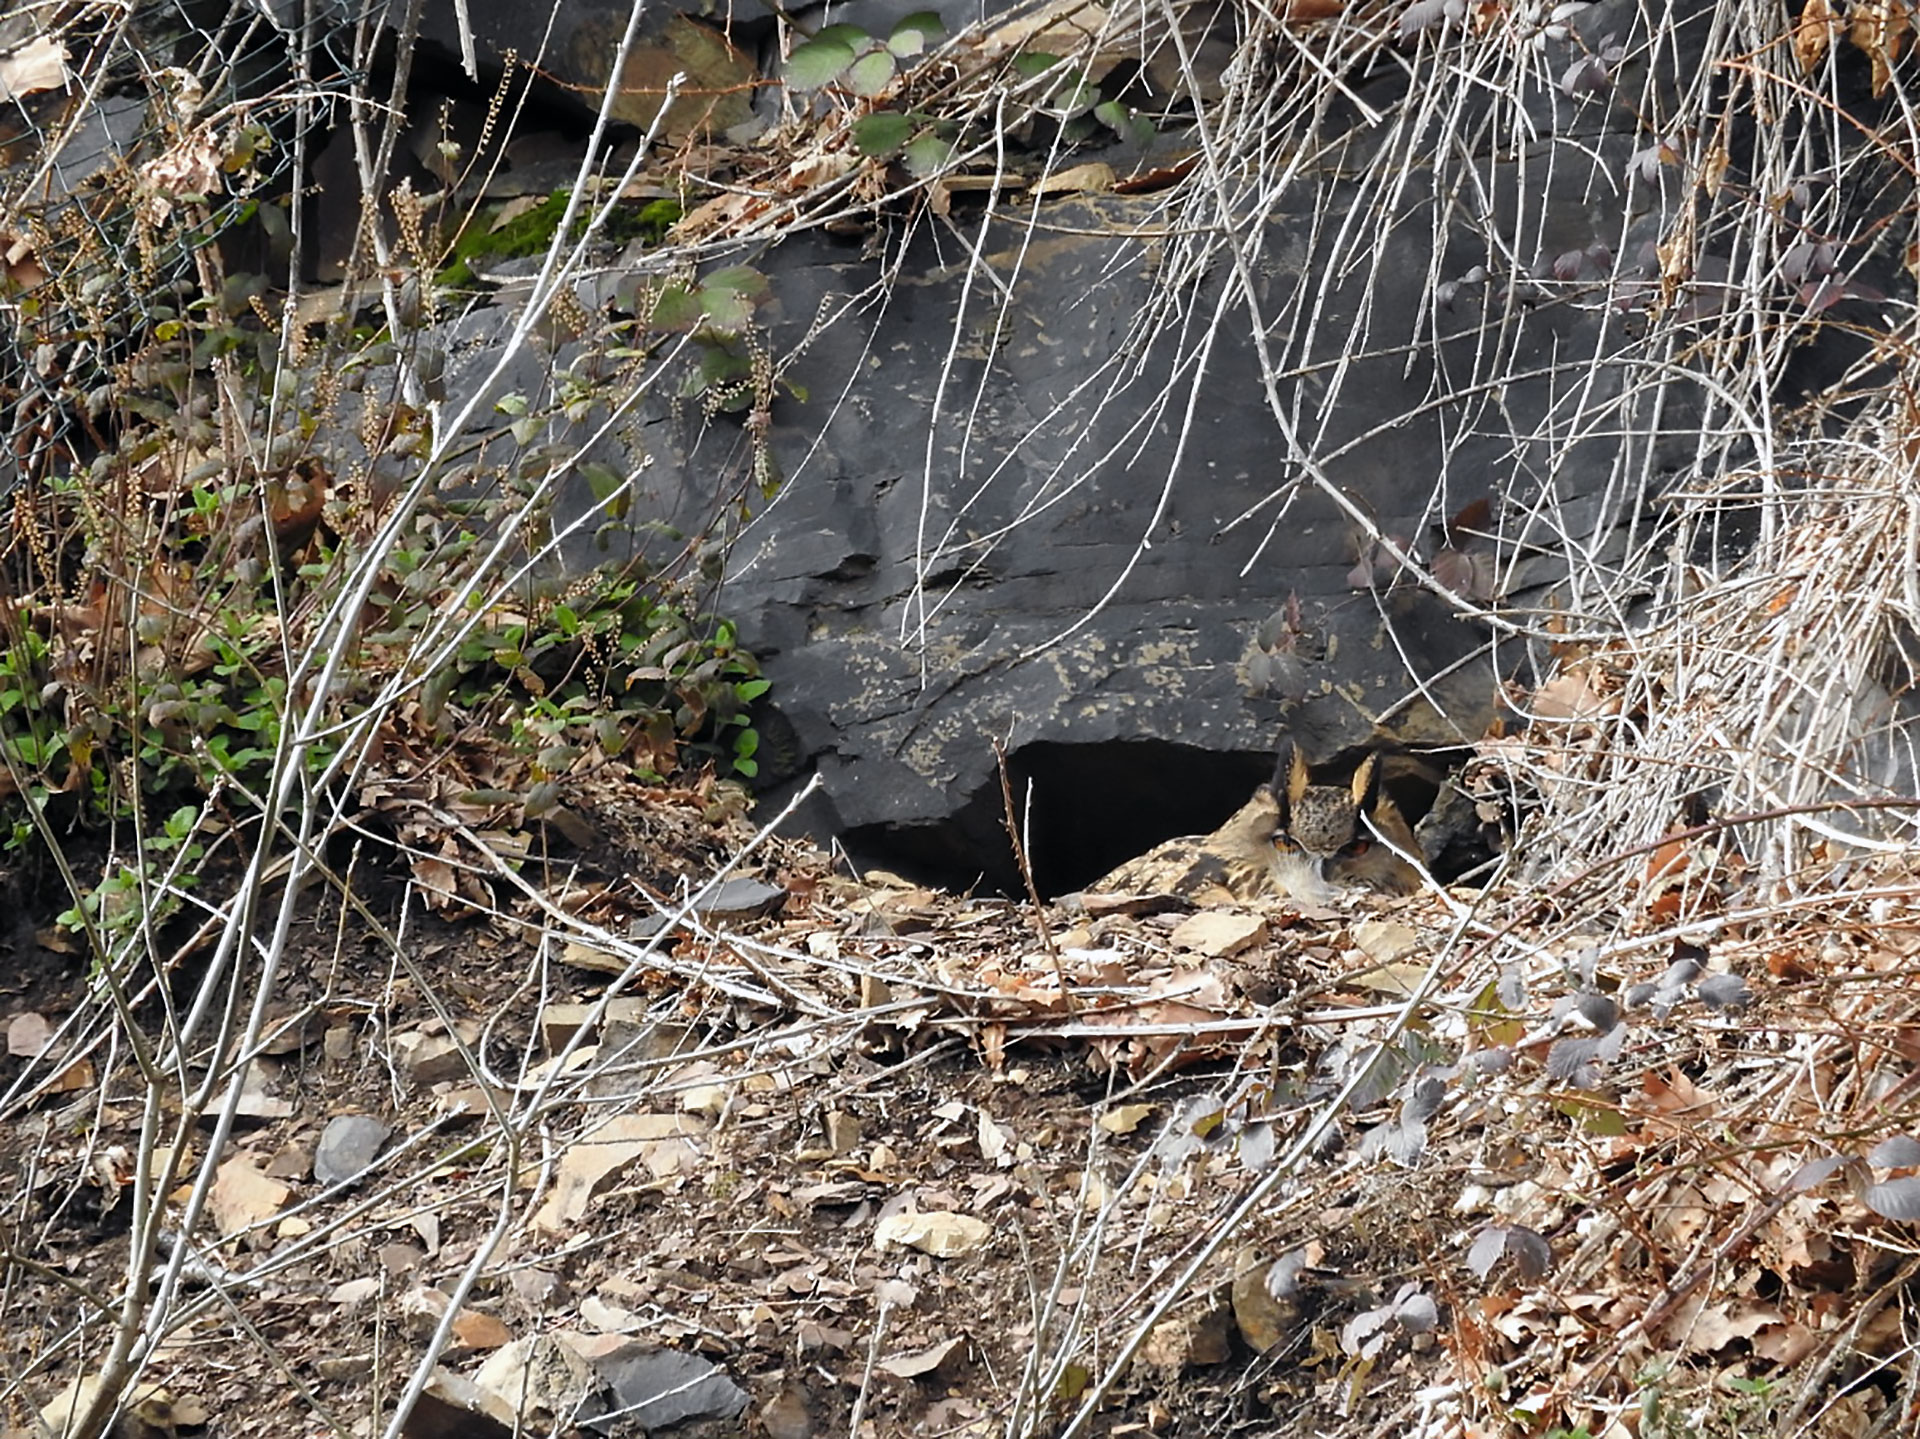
left=758, top=1380, right=815, bottom=1439
left=392, top=1031, right=468, bottom=1087
left=314, top=1115, right=391, bottom=1187
left=576, top=1341, right=749, bottom=1432
left=1696, top=971, right=1752, bottom=1010
left=629, top=877, right=787, bottom=938
left=407, top=1368, right=515, bottom=1439
left=509, top=1268, right=564, bottom=1308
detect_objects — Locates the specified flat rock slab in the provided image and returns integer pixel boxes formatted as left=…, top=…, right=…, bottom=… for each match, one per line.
left=578, top=1340, right=749, bottom=1432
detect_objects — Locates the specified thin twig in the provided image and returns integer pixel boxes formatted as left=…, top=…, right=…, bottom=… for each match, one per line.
left=992, top=737, right=1075, bottom=1017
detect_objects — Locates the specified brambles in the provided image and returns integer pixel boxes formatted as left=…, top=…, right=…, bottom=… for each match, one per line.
left=0, top=472, right=768, bottom=851
left=0, top=40, right=774, bottom=913
left=784, top=11, right=1156, bottom=175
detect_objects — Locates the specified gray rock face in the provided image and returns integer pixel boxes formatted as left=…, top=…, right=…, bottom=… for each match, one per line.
left=226, top=0, right=1905, bottom=892
left=314, top=1114, right=393, bottom=1188
left=692, top=153, right=1684, bottom=890
left=609, top=0, right=1893, bottom=892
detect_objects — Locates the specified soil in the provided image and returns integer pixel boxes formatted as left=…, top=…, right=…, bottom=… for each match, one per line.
left=2, top=783, right=1915, bottom=1439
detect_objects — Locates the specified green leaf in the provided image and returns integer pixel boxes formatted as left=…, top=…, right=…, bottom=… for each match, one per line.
left=1053, top=75, right=1099, bottom=118
left=1093, top=99, right=1155, bottom=147
left=1553, top=1098, right=1627, bottom=1136
left=703, top=266, right=771, bottom=313
left=680, top=342, right=752, bottom=398
left=891, top=11, right=944, bottom=39
left=852, top=109, right=915, bottom=156
left=786, top=34, right=857, bottom=88
left=887, top=11, right=943, bottom=56
left=846, top=47, right=897, bottom=96
left=735, top=678, right=771, bottom=701
left=6, top=735, right=49, bottom=765
left=1011, top=51, right=1065, bottom=80
left=700, top=288, right=758, bottom=331
left=649, top=283, right=705, bottom=332
left=902, top=131, right=953, bottom=177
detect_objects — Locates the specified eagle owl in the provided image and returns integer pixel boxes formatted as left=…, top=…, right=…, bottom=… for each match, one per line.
left=1090, top=742, right=1423, bottom=902
left=1268, top=742, right=1423, bottom=902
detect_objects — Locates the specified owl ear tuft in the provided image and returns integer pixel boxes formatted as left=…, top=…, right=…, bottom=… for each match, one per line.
left=1274, top=740, right=1312, bottom=809
left=1349, top=752, right=1382, bottom=809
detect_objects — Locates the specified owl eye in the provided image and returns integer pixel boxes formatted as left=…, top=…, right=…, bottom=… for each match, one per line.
left=1271, top=833, right=1302, bottom=854
left=1339, top=837, right=1374, bottom=859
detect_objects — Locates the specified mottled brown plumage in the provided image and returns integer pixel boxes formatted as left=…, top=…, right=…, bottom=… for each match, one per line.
left=1091, top=787, right=1284, bottom=902
left=1089, top=744, right=1424, bottom=902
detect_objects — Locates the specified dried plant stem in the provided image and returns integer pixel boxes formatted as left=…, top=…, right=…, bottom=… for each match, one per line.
left=993, top=737, right=1074, bottom=1017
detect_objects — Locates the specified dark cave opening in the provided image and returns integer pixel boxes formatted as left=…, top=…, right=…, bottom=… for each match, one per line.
left=837, top=741, right=1281, bottom=900
left=818, top=738, right=1467, bottom=900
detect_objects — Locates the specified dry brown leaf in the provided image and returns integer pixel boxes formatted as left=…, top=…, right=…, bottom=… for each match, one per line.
left=1033, top=162, right=1114, bottom=197
left=0, top=227, right=48, bottom=293
left=137, top=127, right=224, bottom=225
left=6, top=1011, right=52, bottom=1057
left=1794, top=0, right=1837, bottom=72
left=533, top=1113, right=709, bottom=1233
left=489, top=194, right=548, bottom=231
left=0, top=35, right=69, bottom=100
left=878, top=1336, right=968, bottom=1380
left=1658, top=1292, right=1782, bottom=1355
left=787, top=150, right=857, bottom=188
left=1849, top=0, right=1911, bottom=96
left=976, top=1107, right=1011, bottom=1163
left=1531, top=668, right=1618, bottom=720
left=1640, top=1068, right=1710, bottom=1117
left=1651, top=1181, right=1710, bottom=1250
left=209, top=1156, right=292, bottom=1236
left=1168, top=909, right=1265, bottom=957
left=672, top=188, right=771, bottom=242
left=1099, top=1102, right=1154, bottom=1134
left=411, top=842, right=460, bottom=911
left=874, top=1210, right=992, bottom=1257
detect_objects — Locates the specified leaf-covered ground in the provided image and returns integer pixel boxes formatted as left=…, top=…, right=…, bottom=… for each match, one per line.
left=6, top=764, right=1917, bottom=1439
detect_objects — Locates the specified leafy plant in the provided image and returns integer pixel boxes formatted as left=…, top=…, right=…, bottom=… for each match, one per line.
left=57, top=804, right=205, bottom=942
left=786, top=12, right=947, bottom=96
